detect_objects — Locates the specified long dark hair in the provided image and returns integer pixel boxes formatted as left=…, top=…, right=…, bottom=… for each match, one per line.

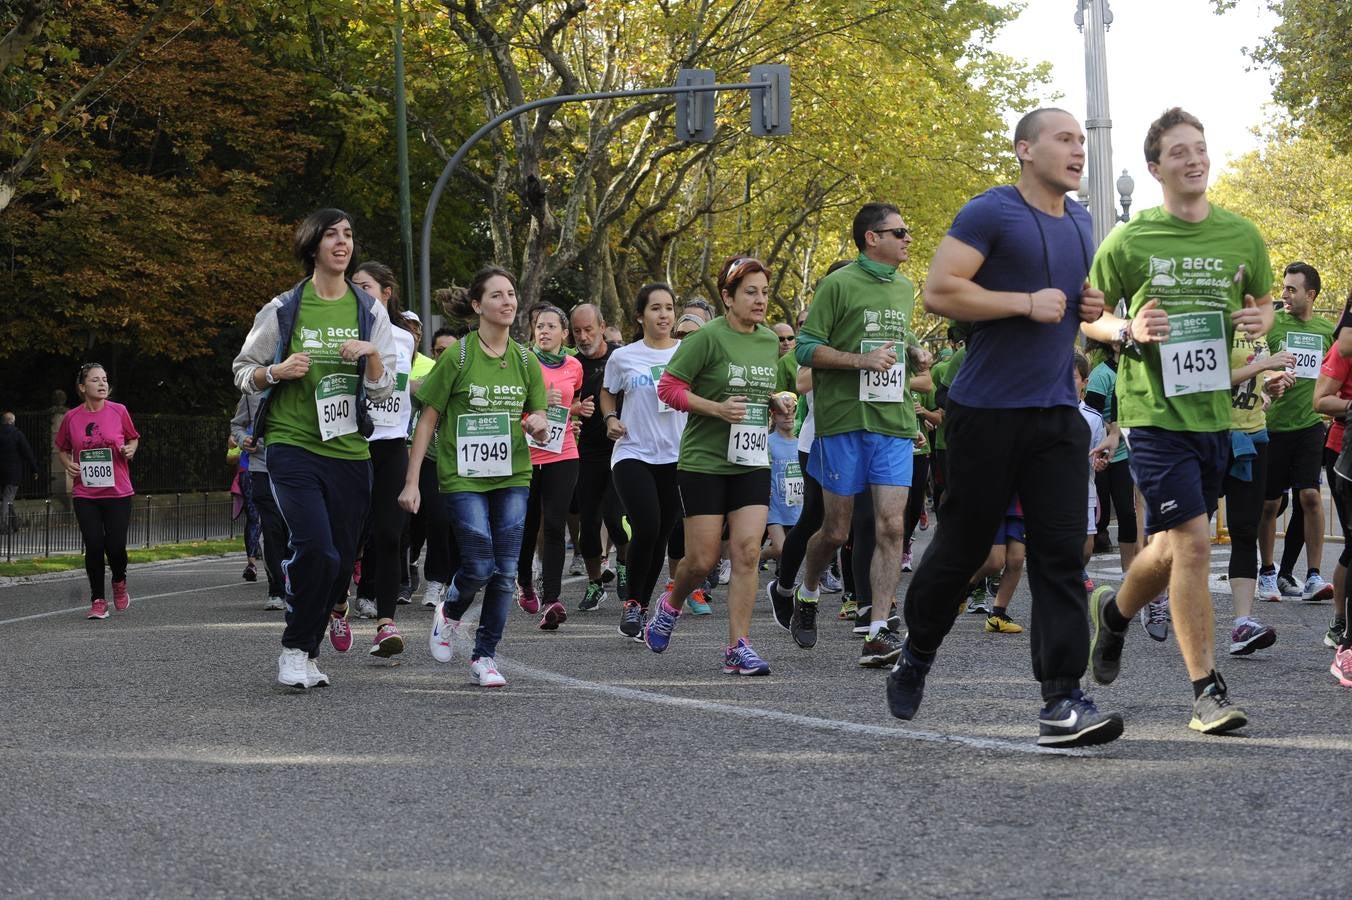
left=439, top=265, right=517, bottom=319
left=632, top=282, right=675, bottom=341
left=354, top=261, right=413, bottom=334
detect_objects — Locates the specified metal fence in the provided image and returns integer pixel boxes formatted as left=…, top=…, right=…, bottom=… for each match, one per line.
left=1, top=494, right=241, bottom=562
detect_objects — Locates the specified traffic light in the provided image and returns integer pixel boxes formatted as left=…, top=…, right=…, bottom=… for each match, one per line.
left=675, top=68, right=716, bottom=142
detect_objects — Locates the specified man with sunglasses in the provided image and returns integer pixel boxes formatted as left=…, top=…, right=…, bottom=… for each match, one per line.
left=777, top=202, right=927, bottom=662
left=887, top=108, right=1124, bottom=748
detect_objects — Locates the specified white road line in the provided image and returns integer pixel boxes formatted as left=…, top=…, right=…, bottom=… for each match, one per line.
left=502, top=659, right=1092, bottom=758
left=0, top=581, right=241, bottom=626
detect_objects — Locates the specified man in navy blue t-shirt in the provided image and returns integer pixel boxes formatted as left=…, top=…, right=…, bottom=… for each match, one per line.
left=886, top=108, right=1125, bottom=749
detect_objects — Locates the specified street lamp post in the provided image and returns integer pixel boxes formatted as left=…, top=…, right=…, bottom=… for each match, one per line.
left=1076, top=0, right=1115, bottom=245
left=1116, top=169, right=1135, bottom=222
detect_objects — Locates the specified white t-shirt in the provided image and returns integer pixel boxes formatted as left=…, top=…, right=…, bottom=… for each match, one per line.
left=798, top=391, right=815, bottom=454
left=368, top=326, right=416, bottom=442
left=603, top=341, right=686, bottom=467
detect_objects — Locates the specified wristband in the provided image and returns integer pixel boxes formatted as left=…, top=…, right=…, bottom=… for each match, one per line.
left=603, top=412, right=620, bottom=422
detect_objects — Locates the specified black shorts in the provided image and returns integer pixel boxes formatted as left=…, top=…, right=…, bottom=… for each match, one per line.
left=1264, top=423, right=1326, bottom=500
left=1125, top=427, right=1227, bottom=536
left=676, top=469, right=771, bottom=518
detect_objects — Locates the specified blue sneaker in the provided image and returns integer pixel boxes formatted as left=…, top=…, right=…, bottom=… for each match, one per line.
left=722, top=638, right=770, bottom=676
left=885, top=642, right=930, bottom=720
left=686, top=588, right=712, bottom=616
left=1037, top=688, right=1124, bottom=747
left=643, top=595, right=680, bottom=653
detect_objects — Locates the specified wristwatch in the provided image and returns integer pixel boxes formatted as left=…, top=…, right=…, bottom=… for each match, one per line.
left=264, top=365, right=279, bottom=385
left=1117, top=322, right=1138, bottom=354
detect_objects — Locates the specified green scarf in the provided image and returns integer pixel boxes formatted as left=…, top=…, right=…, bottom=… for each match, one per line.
left=533, top=346, right=567, bottom=367
left=855, top=253, right=897, bottom=283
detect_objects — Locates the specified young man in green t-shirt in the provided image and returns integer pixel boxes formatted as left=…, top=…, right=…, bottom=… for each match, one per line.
left=1083, top=108, right=1274, bottom=735
left=1256, top=261, right=1335, bottom=602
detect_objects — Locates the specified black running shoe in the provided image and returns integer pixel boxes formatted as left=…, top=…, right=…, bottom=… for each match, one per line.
left=767, top=581, right=794, bottom=631
left=859, top=627, right=904, bottom=668
left=790, top=591, right=818, bottom=649
left=1089, top=585, right=1127, bottom=685
left=885, top=642, right=929, bottom=720
left=1189, top=672, right=1248, bottom=735
left=619, top=600, right=644, bottom=638
left=1037, top=689, right=1124, bottom=747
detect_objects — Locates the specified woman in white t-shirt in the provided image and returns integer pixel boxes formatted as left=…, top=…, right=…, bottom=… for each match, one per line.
left=601, top=284, right=686, bottom=640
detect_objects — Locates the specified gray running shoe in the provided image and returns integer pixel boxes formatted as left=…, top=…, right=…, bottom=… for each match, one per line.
left=1089, top=585, right=1127, bottom=685
left=1140, top=593, right=1170, bottom=642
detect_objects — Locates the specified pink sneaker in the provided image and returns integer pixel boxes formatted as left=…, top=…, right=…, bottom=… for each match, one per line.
left=112, top=579, right=130, bottom=612
left=369, top=622, right=405, bottom=658
left=88, top=598, right=109, bottom=620
left=1331, top=647, right=1352, bottom=688
left=328, top=607, right=353, bottom=652
left=517, top=584, right=540, bottom=615
left=538, top=601, right=567, bottom=631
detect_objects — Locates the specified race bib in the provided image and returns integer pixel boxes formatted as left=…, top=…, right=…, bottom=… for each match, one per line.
left=784, top=461, right=804, bottom=507
left=315, top=373, right=359, bottom=441
left=859, top=340, right=905, bottom=402
left=727, top=402, right=769, bottom=467
left=1161, top=312, right=1229, bottom=398
left=367, top=372, right=409, bottom=428
left=527, top=405, right=569, bottom=454
left=1284, top=332, right=1323, bottom=380
left=456, top=413, right=512, bottom=478
left=79, top=448, right=115, bottom=488
left=652, top=365, right=673, bottom=413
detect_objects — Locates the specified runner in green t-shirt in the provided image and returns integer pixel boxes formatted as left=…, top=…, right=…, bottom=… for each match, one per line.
left=645, top=256, right=793, bottom=676
left=399, top=266, right=548, bottom=689
left=232, top=208, right=397, bottom=691
left=784, top=202, right=928, bottom=665
left=1083, top=108, right=1274, bottom=736
left=1256, top=262, right=1336, bottom=603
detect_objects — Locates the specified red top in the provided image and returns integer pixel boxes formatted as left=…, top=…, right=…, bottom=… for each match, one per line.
left=529, top=355, right=584, bottom=465
left=1320, top=345, right=1352, bottom=451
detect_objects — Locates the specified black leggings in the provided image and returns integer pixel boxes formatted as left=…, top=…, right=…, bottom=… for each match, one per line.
left=519, top=459, right=580, bottom=602
left=576, top=455, right=627, bottom=563
left=73, top=496, right=131, bottom=601
left=1223, top=439, right=1268, bottom=582
left=612, top=460, right=682, bottom=609
left=409, top=457, right=458, bottom=584
left=1326, top=448, right=1352, bottom=569
left=1095, top=457, right=1138, bottom=544
left=356, top=439, right=409, bottom=619
left=839, top=491, right=877, bottom=608
left=903, top=454, right=931, bottom=551
left=777, top=451, right=824, bottom=594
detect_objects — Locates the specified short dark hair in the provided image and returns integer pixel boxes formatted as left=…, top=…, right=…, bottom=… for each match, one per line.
left=1284, top=261, right=1321, bottom=299
left=432, top=326, right=457, bottom=343
left=1012, top=108, right=1073, bottom=166
left=1073, top=351, right=1091, bottom=381
left=293, top=208, right=355, bottom=276
left=852, top=203, right=901, bottom=251
left=1144, top=107, right=1205, bottom=165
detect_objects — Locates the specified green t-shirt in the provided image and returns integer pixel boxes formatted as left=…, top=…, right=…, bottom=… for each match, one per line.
left=414, top=332, right=546, bottom=493
left=1090, top=205, right=1273, bottom=433
left=665, top=317, right=779, bottom=475
left=931, top=346, right=965, bottom=451
left=1264, top=310, right=1334, bottom=433
left=800, top=262, right=919, bottom=439
left=265, top=282, right=371, bottom=461
left=774, top=351, right=809, bottom=435
left=914, top=387, right=935, bottom=457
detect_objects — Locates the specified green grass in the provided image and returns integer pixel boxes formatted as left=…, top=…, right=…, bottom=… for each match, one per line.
left=0, top=539, right=243, bottom=578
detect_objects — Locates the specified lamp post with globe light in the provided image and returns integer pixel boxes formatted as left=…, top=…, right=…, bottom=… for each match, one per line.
left=1075, top=0, right=1134, bottom=241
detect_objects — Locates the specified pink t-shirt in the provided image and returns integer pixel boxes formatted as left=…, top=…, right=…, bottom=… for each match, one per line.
left=1320, top=345, right=1352, bottom=451
left=528, top=354, right=584, bottom=465
left=54, top=401, right=139, bottom=499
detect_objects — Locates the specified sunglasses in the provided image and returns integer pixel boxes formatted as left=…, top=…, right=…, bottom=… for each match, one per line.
left=872, top=227, right=911, bottom=240
left=778, top=335, right=794, bottom=342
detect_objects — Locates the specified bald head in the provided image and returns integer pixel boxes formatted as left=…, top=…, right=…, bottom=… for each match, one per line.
left=570, top=303, right=606, bottom=357
left=1, top=412, right=13, bottom=425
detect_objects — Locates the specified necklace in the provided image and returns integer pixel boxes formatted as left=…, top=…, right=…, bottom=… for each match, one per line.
left=1012, top=185, right=1091, bottom=287
left=478, top=333, right=509, bottom=368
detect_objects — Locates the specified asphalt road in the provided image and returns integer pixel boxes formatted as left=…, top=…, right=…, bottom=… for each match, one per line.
left=2, top=533, right=1349, bottom=899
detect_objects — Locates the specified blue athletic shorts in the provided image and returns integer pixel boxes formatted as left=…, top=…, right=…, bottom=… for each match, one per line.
left=807, top=431, right=913, bottom=497
left=1125, top=426, right=1227, bottom=536
left=993, top=514, right=1025, bottom=546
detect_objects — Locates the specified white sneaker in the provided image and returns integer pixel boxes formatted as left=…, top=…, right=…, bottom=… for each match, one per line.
left=1302, top=572, right=1334, bottom=602
left=1256, top=572, right=1279, bottom=602
left=305, top=657, right=330, bottom=688
left=355, top=597, right=378, bottom=619
left=717, top=558, right=732, bottom=585
left=422, top=580, right=445, bottom=609
left=277, top=648, right=309, bottom=689
left=469, top=656, right=506, bottom=687
left=264, top=595, right=286, bottom=611
left=429, top=603, right=459, bottom=663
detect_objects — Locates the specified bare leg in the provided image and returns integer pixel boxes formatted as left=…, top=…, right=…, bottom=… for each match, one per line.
left=726, top=505, right=769, bottom=643
left=666, top=515, right=724, bottom=612
left=801, top=491, right=854, bottom=592
left=1299, top=487, right=1324, bottom=575
left=1165, top=515, right=1218, bottom=680
left=991, top=540, right=1025, bottom=613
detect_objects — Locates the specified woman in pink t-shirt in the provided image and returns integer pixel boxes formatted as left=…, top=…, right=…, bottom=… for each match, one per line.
left=517, top=305, right=584, bottom=629
left=54, top=363, right=140, bottom=620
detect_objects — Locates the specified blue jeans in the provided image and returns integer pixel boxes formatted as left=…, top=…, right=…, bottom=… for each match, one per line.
left=442, top=487, right=529, bottom=660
